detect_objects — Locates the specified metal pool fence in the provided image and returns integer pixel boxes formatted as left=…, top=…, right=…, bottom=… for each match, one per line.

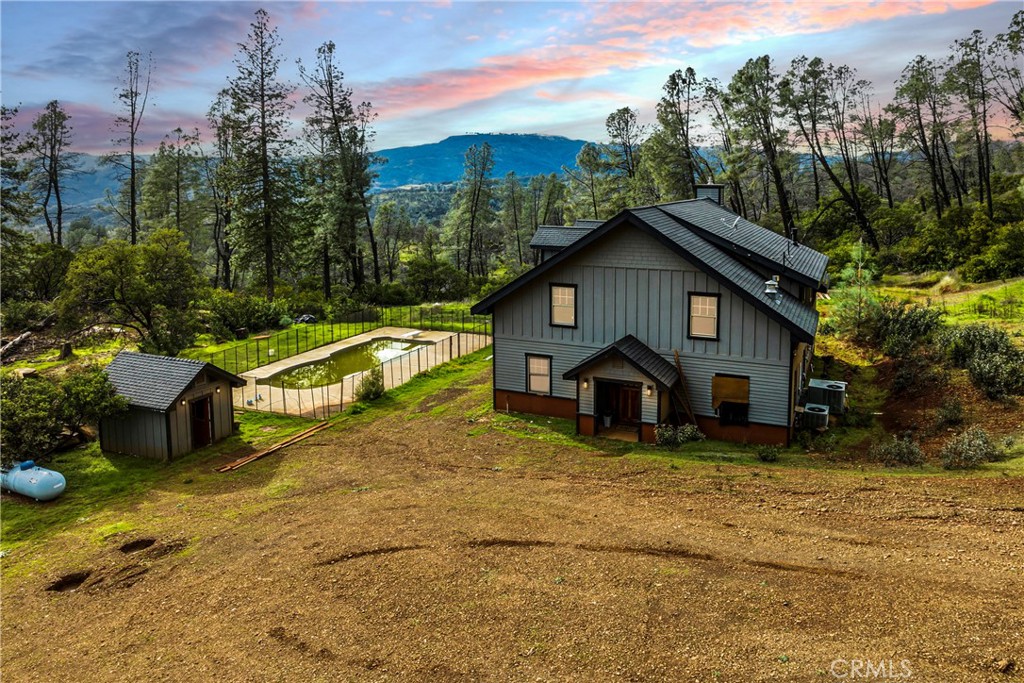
left=192, top=306, right=491, bottom=376
left=232, top=329, right=492, bottom=419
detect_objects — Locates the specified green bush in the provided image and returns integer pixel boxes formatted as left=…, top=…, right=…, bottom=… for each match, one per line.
left=0, top=299, right=54, bottom=333
left=940, top=427, right=1002, bottom=469
left=0, top=373, right=64, bottom=466
left=355, top=366, right=385, bottom=402
left=874, top=300, right=943, bottom=358
left=868, top=433, right=924, bottom=467
left=890, top=352, right=949, bottom=396
left=934, top=397, right=965, bottom=427
left=755, top=444, right=780, bottom=463
left=654, top=423, right=706, bottom=448
left=940, top=324, right=1024, bottom=399
left=201, top=290, right=293, bottom=339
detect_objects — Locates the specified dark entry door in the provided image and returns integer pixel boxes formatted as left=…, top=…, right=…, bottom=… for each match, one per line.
left=191, top=396, right=213, bottom=448
left=618, top=385, right=641, bottom=424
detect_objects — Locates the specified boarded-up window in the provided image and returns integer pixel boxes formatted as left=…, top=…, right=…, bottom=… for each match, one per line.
left=713, top=374, right=749, bottom=426
left=551, top=285, right=576, bottom=327
left=689, top=294, right=718, bottom=339
left=527, top=355, right=551, bottom=395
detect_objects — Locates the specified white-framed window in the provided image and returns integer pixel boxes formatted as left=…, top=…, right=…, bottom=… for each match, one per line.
left=689, top=293, right=719, bottom=339
left=527, top=355, right=551, bottom=395
left=550, top=284, right=576, bottom=327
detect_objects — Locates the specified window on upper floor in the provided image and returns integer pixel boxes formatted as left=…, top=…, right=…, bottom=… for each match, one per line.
left=689, top=293, right=719, bottom=340
left=527, top=355, right=552, bottom=395
left=550, top=284, right=576, bottom=327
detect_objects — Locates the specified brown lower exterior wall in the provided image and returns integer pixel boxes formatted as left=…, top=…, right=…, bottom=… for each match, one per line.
left=495, top=390, right=577, bottom=420
left=640, top=424, right=657, bottom=443
left=497, top=390, right=788, bottom=446
left=695, top=415, right=789, bottom=446
left=578, top=414, right=597, bottom=437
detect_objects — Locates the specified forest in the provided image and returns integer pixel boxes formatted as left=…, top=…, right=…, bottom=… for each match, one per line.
left=1, top=8, right=1022, bottom=358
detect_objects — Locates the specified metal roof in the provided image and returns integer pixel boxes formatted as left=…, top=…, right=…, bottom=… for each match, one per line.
left=105, top=351, right=245, bottom=411
left=529, top=225, right=596, bottom=250
left=563, top=335, right=680, bottom=390
left=472, top=203, right=822, bottom=343
left=658, top=199, right=828, bottom=286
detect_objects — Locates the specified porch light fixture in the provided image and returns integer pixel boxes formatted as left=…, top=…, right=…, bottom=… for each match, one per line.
left=646, top=385, right=654, bottom=397
left=216, top=387, right=221, bottom=394
left=181, top=399, right=187, bottom=405
left=582, top=378, right=590, bottom=390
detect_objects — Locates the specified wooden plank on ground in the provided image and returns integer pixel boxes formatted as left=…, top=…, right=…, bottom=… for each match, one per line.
left=216, top=421, right=332, bottom=472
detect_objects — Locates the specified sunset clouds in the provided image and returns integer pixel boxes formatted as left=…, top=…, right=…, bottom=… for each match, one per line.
left=0, top=0, right=1014, bottom=152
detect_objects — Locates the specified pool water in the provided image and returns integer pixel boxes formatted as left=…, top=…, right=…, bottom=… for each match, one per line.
left=260, top=338, right=430, bottom=389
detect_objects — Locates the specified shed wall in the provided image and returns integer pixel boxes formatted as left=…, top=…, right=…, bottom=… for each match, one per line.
left=100, top=408, right=170, bottom=461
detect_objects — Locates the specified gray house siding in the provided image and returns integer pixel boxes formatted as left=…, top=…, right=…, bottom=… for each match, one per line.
left=100, top=408, right=170, bottom=460
left=493, top=222, right=794, bottom=427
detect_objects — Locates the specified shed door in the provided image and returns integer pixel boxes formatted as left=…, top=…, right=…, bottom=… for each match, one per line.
left=191, top=396, right=213, bottom=448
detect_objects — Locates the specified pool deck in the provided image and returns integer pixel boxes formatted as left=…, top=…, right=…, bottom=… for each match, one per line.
left=232, top=327, right=491, bottom=418
left=240, top=326, right=452, bottom=381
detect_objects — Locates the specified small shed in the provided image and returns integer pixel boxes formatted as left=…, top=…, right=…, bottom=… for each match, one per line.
left=100, top=351, right=245, bottom=461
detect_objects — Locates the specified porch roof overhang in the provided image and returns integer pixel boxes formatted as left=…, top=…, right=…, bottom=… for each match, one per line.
left=562, top=335, right=680, bottom=392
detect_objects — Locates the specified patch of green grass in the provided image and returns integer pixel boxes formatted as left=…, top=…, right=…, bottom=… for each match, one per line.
left=263, top=478, right=300, bottom=498
left=0, top=410, right=316, bottom=554
left=93, top=520, right=136, bottom=542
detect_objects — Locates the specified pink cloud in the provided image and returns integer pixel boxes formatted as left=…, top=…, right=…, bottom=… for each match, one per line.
left=363, top=43, right=662, bottom=118
left=589, top=0, right=1000, bottom=49
left=534, top=88, right=620, bottom=103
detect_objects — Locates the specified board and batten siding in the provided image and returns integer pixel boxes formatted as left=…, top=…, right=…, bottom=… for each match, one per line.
left=493, top=222, right=794, bottom=427
left=168, top=377, right=235, bottom=459
left=100, top=408, right=169, bottom=460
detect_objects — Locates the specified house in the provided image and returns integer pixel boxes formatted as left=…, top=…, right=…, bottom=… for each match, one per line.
left=471, top=185, right=828, bottom=445
left=100, top=351, right=246, bottom=461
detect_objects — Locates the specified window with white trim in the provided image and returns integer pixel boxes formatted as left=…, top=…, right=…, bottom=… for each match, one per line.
left=527, top=355, right=551, bottom=395
left=550, top=285, right=576, bottom=327
left=689, top=294, right=718, bottom=339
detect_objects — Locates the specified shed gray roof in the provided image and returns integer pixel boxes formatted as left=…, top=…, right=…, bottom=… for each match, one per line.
left=563, top=335, right=679, bottom=390
left=530, top=224, right=597, bottom=250
left=473, top=201, right=823, bottom=343
left=105, top=351, right=244, bottom=411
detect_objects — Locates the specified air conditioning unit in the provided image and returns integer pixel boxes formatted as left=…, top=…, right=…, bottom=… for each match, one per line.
left=803, top=403, right=830, bottom=429
left=807, top=378, right=846, bottom=415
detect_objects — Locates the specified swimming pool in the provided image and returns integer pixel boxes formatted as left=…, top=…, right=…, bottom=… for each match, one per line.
left=258, top=337, right=431, bottom=389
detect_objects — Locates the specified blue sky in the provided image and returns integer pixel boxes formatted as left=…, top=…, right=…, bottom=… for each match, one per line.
left=1, top=0, right=1018, bottom=153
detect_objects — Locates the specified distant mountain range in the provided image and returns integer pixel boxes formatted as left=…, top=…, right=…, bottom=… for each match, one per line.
left=52, top=133, right=590, bottom=226
left=373, top=133, right=589, bottom=189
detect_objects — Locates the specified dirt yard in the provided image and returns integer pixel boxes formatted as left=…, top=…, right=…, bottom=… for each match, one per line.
left=2, top=366, right=1022, bottom=682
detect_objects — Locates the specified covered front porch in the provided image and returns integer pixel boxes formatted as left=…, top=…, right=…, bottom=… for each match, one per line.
left=563, top=335, right=682, bottom=444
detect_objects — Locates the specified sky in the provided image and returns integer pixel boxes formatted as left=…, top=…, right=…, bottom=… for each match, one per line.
left=1, top=0, right=1019, bottom=154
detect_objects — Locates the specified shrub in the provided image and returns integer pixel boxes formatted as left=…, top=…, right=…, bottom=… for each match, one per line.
left=940, top=427, right=1002, bottom=469
left=869, top=433, right=924, bottom=467
left=278, top=315, right=293, bottom=328
left=654, top=424, right=679, bottom=447
left=934, top=397, right=964, bottom=427
left=755, top=444, right=780, bottom=463
left=202, top=290, right=291, bottom=338
left=355, top=366, right=385, bottom=402
left=0, top=373, right=64, bottom=466
left=939, top=324, right=1024, bottom=399
left=0, top=299, right=55, bottom=333
left=677, top=424, right=706, bottom=443
left=890, top=352, right=948, bottom=396
left=654, top=423, right=705, bottom=448
left=874, top=300, right=943, bottom=358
